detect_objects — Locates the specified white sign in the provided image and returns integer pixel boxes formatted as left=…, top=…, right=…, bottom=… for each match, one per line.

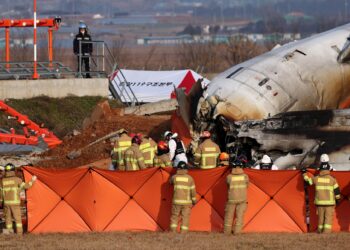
left=110, top=69, right=209, bottom=103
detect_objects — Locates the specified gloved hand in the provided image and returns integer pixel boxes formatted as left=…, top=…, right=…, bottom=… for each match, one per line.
left=31, top=175, right=37, bottom=182
left=192, top=200, right=197, bottom=206
left=336, top=199, right=341, bottom=206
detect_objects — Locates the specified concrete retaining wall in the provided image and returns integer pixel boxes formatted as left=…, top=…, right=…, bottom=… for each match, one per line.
left=0, top=78, right=109, bottom=99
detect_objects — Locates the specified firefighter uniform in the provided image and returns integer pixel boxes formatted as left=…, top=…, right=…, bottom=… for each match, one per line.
left=123, top=143, right=146, bottom=171
left=169, top=163, right=196, bottom=232
left=0, top=165, right=36, bottom=234
left=194, top=138, right=221, bottom=169
left=111, top=132, right=131, bottom=170
left=224, top=166, right=249, bottom=234
left=303, top=169, right=341, bottom=233
left=153, top=153, right=171, bottom=168
left=140, top=137, right=157, bottom=168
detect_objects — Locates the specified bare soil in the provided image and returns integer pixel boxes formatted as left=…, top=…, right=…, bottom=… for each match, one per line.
left=0, top=232, right=349, bottom=250
left=37, top=112, right=171, bottom=168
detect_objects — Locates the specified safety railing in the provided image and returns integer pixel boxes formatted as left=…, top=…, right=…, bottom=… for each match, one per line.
left=108, top=64, right=139, bottom=106
left=77, top=40, right=115, bottom=78
left=0, top=61, right=74, bottom=80
left=77, top=40, right=139, bottom=105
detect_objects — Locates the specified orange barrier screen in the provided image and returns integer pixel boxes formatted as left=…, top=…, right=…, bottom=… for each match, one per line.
left=22, top=167, right=349, bottom=233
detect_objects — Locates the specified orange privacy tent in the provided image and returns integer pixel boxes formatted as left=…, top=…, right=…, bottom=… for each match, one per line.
left=22, top=167, right=349, bottom=233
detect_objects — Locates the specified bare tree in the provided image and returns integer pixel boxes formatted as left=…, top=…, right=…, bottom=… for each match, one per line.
left=143, top=45, right=157, bottom=70
left=224, top=35, right=267, bottom=66
left=176, top=42, right=222, bottom=73
left=111, top=37, right=130, bottom=67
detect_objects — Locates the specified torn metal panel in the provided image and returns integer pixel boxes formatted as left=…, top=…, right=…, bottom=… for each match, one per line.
left=222, top=109, right=350, bottom=170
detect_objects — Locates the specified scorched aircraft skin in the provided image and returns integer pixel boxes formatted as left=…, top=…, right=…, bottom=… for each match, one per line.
left=178, top=23, right=350, bottom=170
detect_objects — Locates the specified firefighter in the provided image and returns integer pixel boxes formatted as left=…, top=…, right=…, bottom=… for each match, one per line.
left=0, top=163, right=37, bottom=234
left=153, top=141, right=171, bottom=168
left=169, top=133, right=188, bottom=167
left=254, top=154, right=278, bottom=170
left=169, top=161, right=197, bottom=233
left=111, top=129, right=131, bottom=170
left=218, top=152, right=230, bottom=167
left=303, top=154, right=341, bottom=233
left=164, top=131, right=173, bottom=144
left=224, top=160, right=249, bottom=234
left=318, top=153, right=334, bottom=171
left=73, top=22, right=93, bottom=78
left=139, top=134, right=157, bottom=168
left=194, top=131, right=221, bottom=169
left=123, top=135, right=146, bottom=171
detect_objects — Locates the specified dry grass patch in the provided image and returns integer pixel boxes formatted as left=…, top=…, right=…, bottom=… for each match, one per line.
left=0, top=232, right=349, bottom=250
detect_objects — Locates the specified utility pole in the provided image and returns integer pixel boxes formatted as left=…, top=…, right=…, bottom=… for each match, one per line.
left=33, top=0, right=39, bottom=79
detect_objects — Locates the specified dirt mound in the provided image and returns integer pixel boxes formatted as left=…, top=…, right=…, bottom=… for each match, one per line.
left=38, top=111, right=171, bottom=168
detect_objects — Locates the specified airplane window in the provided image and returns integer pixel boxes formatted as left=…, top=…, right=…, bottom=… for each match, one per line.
left=258, top=78, right=269, bottom=86
left=227, top=67, right=243, bottom=79
left=295, top=49, right=307, bottom=56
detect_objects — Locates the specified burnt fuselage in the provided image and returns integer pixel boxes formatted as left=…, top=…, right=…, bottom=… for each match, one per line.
left=223, top=109, right=350, bottom=170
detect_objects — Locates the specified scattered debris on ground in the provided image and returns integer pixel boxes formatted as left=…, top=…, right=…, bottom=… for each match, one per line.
left=37, top=109, right=171, bottom=167
left=1, top=99, right=172, bottom=168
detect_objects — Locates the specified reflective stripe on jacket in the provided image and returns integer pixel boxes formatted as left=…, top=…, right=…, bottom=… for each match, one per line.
left=303, top=170, right=341, bottom=205
left=112, top=134, right=132, bottom=168
left=170, top=170, right=196, bottom=205
left=226, top=168, right=249, bottom=204
left=0, top=172, right=34, bottom=205
left=140, top=138, right=157, bottom=167
left=194, top=139, right=221, bottom=169
left=153, top=153, right=171, bottom=168
left=123, top=143, right=146, bottom=171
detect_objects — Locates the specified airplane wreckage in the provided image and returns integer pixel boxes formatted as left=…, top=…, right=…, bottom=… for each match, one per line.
left=176, top=23, right=350, bottom=170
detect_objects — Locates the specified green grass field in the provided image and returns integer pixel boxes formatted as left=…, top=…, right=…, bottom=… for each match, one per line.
left=0, top=232, right=349, bottom=250
left=0, top=96, right=123, bottom=138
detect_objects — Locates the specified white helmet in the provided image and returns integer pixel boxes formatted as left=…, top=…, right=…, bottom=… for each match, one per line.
left=261, top=155, right=272, bottom=164
left=320, top=154, right=329, bottom=163
left=171, top=133, right=178, bottom=139
left=164, top=131, right=172, bottom=138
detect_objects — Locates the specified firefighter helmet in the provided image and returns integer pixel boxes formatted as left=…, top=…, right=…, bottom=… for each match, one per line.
left=5, top=163, right=15, bottom=172
left=177, top=161, right=187, bottom=169
left=232, top=160, right=244, bottom=168
left=164, top=131, right=172, bottom=139
left=219, top=152, right=229, bottom=161
left=157, top=141, right=168, bottom=151
left=261, top=155, right=272, bottom=164
left=132, top=135, right=142, bottom=145
left=320, top=154, right=329, bottom=163
left=201, top=131, right=211, bottom=138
